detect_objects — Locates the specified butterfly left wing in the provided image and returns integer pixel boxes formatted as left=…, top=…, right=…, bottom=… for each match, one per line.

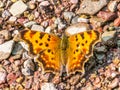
left=66, top=30, right=100, bottom=75
left=20, top=30, right=61, bottom=75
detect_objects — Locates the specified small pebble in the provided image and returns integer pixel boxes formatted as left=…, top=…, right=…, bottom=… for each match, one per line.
left=0, top=40, right=14, bottom=60
left=114, top=18, right=120, bottom=27
left=24, top=21, right=36, bottom=27
left=41, top=83, right=57, bottom=90
left=78, top=17, right=89, bottom=23
left=2, top=10, right=11, bottom=18
left=15, top=84, right=24, bottom=90
left=65, top=23, right=90, bottom=36
left=0, top=1, right=4, bottom=8
left=14, top=60, right=21, bottom=66
left=111, top=71, right=117, bottom=78
left=71, top=16, right=79, bottom=24
left=17, top=18, right=28, bottom=24
left=117, top=3, right=120, bottom=11
left=102, top=31, right=116, bottom=42
left=29, top=2, right=36, bottom=10
left=22, top=59, right=35, bottom=76
left=39, top=1, right=50, bottom=7
left=7, top=72, right=17, bottom=84
left=0, top=69, right=7, bottom=84
left=0, top=30, right=11, bottom=40
left=31, top=25, right=44, bottom=32
left=9, top=0, right=28, bottom=16
left=97, top=11, right=117, bottom=21
left=34, top=11, right=39, bottom=18
left=108, top=78, right=119, bottom=89
left=45, top=26, right=52, bottom=33
left=108, top=1, right=117, bottom=12
left=16, top=76, right=24, bottom=83
left=70, top=0, right=78, bottom=4
left=25, top=77, right=33, bottom=89
left=9, top=16, right=17, bottom=22
left=63, top=11, right=75, bottom=23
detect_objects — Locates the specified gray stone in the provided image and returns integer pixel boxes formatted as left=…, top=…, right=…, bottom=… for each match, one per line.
left=22, top=67, right=34, bottom=76
left=55, top=18, right=66, bottom=30
left=65, top=23, right=90, bottom=36
left=94, top=46, right=107, bottom=53
left=0, top=40, right=14, bottom=60
left=0, top=66, right=7, bottom=84
left=102, top=31, right=116, bottom=42
left=58, top=23, right=66, bottom=30
left=108, top=1, right=117, bottom=12
left=77, top=0, right=108, bottom=15
left=95, top=53, right=105, bottom=63
left=39, top=1, right=50, bottom=7
left=9, top=16, right=17, bottom=22
left=45, top=26, right=52, bottom=33
left=23, top=59, right=35, bottom=71
left=24, top=21, right=36, bottom=27
left=90, top=17, right=106, bottom=28
left=19, top=42, right=29, bottom=53
left=78, top=17, right=89, bottom=23
left=11, top=43, right=24, bottom=59
left=117, top=40, right=120, bottom=47
left=2, top=10, right=11, bottom=18
left=22, top=59, right=35, bottom=76
left=9, top=0, right=28, bottom=16
left=63, top=11, right=75, bottom=23
left=41, top=83, right=57, bottom=90
left=71, top=16, right=79, bottom=24
left=31, top=25, right=44, bottom=32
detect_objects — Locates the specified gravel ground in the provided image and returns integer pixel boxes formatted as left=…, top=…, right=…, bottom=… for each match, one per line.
left=0, top=0, right=120, bottom=90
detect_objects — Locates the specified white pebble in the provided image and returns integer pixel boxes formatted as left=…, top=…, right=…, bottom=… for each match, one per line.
left=9, top=0, right=28, bottom=16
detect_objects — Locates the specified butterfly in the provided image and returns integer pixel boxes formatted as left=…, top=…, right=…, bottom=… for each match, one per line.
left=20, top=29, right=100, bottom=76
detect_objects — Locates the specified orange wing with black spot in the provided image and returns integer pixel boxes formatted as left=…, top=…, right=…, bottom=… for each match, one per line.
left=66, top=30, right=100, bottom=75
left=21, top=30, right=61, bottom=74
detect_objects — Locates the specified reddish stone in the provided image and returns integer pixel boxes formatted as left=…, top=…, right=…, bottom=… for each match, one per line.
left=7, top=73, right=17, bottom=84
left=25, top=78, right=33, bottom=89
left=0, top=71, right=7, bottom=84
left=97, top=11, right=117, bottom=21
left=17, top=17, right=28, bottom=25
left=117, top=3, right=120, bottom=11
left=0, top=83, right=8, bottom=89
left=114, top=18, right=120, bottom=26
left=34, top=71, right=39, bottom=78
left=9, top=57, right=15, bottom=63
left=117, top=11, right=120, bottom=17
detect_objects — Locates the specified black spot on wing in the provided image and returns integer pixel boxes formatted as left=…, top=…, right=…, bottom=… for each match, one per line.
left=39, top=43, right=43, bottom=46
left=45, top=43, right=49, bottom=47
left=39, top=33, right=45, bottom=39
left=35, top=40, right=38, bottom=43
left=80, top=33, right=84, bottom=39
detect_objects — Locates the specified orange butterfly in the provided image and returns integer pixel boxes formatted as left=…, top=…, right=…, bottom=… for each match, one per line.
left=20, top=29, right=100, bottom=76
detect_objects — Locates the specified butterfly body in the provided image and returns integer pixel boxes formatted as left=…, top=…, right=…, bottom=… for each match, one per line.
left=20, top=30, right=100, bottom=76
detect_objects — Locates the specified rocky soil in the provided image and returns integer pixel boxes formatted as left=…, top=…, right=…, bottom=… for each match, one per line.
left=0, top=0, right=120, bottom=90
